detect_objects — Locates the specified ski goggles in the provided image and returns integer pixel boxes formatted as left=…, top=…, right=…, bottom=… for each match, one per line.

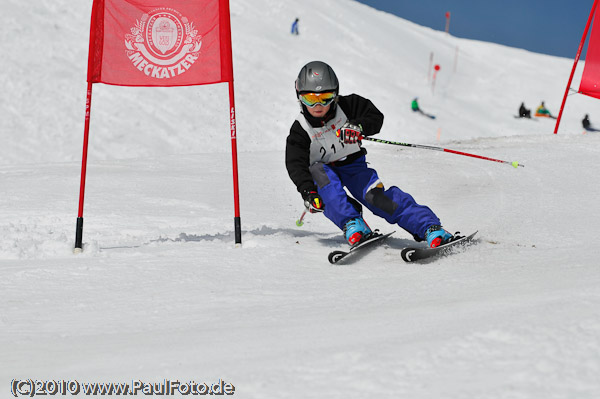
left=299, top=92, right=336, bottom=107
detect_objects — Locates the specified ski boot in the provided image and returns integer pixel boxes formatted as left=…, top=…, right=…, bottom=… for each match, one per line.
left=343, top=217, right=372, bottom=246
left=425, top=225, right=454, bottom=248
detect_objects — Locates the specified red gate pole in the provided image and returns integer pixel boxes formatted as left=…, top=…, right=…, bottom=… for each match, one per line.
left=220, top=0, right=241, bottom=246
left=74, top=82, right=93, bottom=252
left=229, top=81, right=242, bottom=246
left=554, top=0, right=598, bottom=134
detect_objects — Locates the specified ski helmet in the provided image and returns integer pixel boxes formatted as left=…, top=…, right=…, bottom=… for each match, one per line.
left=295, top=61, right=339, bottom=95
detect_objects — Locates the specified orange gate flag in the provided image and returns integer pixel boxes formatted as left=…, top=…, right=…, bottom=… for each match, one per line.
left=87, top=0, right=233, bottom=87
left=580, top=2, right=600, bottom=99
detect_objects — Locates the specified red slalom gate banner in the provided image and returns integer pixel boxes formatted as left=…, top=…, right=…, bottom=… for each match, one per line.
left=75, top=0, right=241, bottom=251
left=579, top=2, right=600, bottom=99
left=87, top=0, right=232, bottom=86
left=554, top=0, right=599, bottom=133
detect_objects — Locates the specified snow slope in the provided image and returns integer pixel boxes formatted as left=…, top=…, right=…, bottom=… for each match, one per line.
left=2, top=0, right=600, bottom=398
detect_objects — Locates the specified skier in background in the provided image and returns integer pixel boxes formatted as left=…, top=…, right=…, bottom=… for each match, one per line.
left=535, top=101, right=555, bottom=119
left=285, top=61, right=457, bottom=248
left=518, top=102, right=531, bottom=118
left=411, top=97, right=421, bottom=112
left=582, top=114, right=599, bottom=132
left=291, top=18, right=299, bottom=35
left=411, top=97, right=436, bottom=119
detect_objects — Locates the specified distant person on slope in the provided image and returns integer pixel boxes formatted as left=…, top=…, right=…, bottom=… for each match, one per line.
left=535, top=101, right=555, bottom=119
left=411, top=97, right=421, bottom=112
left=582, top=114, right=599, bottom=132
left=291, top=18, right=299, bottom=35
left=411, top=97, right=436, bottom=119
left=518, top=102, right=531, bottom=118
left=285, top=61, right=456, bottom=248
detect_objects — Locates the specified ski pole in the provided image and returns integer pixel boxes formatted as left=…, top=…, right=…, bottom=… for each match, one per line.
left=363, top=136, right=524, bottom=168
left=296, top=208, right=308, bottom=227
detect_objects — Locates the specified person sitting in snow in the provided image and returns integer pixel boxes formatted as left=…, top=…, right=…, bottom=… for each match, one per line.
left=582, top=114, right=599, bottom=132
left=411, top=97, right=420, bottom=112
left=285, top=61, right=458, bottom=248
left=411, top=97, right=435, bottom=119
left=518, top=102, right=531, bottom=118
left=535, top=101, right=555, bottom=118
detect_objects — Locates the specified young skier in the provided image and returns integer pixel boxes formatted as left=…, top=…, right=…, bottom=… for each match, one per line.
left=285, top=61, right=456, bottom=248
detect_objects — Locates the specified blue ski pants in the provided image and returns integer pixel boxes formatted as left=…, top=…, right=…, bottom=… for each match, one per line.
left=309, top=156, right=440, bottom=240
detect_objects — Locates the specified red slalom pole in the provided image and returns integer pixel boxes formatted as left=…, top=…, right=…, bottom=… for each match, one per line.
left=229, top=81, right=242, bottom=245
left=74, top=82, right=93, bottom=252
left=220, top=0, right=242, bottom=246
left=555, top=0, right=598, bottom=134
left=363, top=136, right=524, bottom=168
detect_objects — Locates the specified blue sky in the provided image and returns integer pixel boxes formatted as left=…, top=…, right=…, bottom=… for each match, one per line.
left=355, top=0, right=596, bottom=59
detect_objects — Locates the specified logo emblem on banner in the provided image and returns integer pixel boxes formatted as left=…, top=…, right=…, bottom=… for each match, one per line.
left=125, top=8, right=203, bottom=79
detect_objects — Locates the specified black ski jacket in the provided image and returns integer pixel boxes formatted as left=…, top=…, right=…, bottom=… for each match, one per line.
left=285, top=94, right=384, bottom=195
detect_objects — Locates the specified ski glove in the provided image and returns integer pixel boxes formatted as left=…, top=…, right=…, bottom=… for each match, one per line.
left=302, top=190, right=325, bottom=213
left=337, top=122, right=362, bottom=144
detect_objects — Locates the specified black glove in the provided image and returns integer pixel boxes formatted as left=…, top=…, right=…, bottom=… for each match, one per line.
left=337, top=122, right=362, bottom=144
left=302, top=190, right=324, bottom=213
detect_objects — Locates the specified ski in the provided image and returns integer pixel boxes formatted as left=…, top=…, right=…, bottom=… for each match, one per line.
left=400, top=231, right=478, bottom=262
left=417, top=110, right=436, bottom=119
left=328, top=230, right=394, bottom=264
left=514, top=115, right=537, bottom=121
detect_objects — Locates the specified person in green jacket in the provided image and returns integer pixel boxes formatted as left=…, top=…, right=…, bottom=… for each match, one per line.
left=411, top=97, right=420, bottom=112
left=411, top=97, right=435, bottom=119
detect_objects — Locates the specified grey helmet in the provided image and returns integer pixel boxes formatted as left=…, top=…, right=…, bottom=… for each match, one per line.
left=295, top=61, right=339, bottom=95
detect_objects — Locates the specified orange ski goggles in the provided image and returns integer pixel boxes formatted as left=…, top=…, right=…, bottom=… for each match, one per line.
left=299, top=92, right=336, bottom=107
